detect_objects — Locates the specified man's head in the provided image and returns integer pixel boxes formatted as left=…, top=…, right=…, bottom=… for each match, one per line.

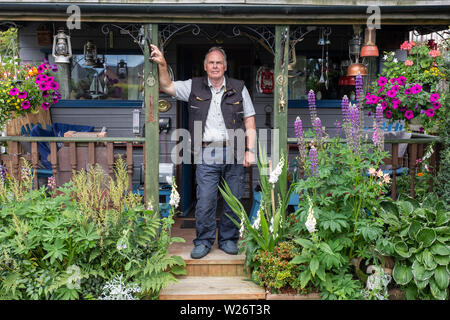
left=203, top=46, right=227, bottom=82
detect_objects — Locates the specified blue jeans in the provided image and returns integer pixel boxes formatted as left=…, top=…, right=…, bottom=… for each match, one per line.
left=194, top=146, right=245, bottom=248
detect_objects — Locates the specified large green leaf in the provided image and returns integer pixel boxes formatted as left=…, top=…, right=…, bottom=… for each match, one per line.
left=435, top=210, right=450, bottom=226
left=429, top=279, right=448, bottom=300
left=430, top=242, right=450, bottom=256
left=310, top=256, right=319, bottom=277
left=393, top=263, right=413, bottom=285
left=412, top=259, right=434, bottom=281
left=433, top=266, right=449, bottom=290
left=408, top=221, right=422, bottom=239
left=294, top=238, right=314, bottom=250
left=416, top=228, right=436, bottom=247
left=290, top=254, right=310, bottom=265
left=397, top=200, right=414, bottom=216
left=394, top=242, right=411, bottom=258
left=413, top=277, right=429, bottom=290
left=300, top=269, right=311, bottom=289
left=434, top=255, right=450, bottom=266
left=422, top=249, right=437, bottom=271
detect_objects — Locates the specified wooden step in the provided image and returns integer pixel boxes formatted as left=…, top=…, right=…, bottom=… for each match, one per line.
left=159, top=276, right=266, bottom=300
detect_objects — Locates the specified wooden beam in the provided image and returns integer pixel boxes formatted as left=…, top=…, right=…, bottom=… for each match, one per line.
left=272, top=25, right=289, bottom=165
left=144, top=23, right=160, bottom=213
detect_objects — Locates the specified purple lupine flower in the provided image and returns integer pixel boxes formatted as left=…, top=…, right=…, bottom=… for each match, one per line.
left=294, top=116, right=306, bottom=164
left=376, top=104, right=384, bottom=129
left=313, top=117, right=322, bottom=146
left=349, top=105, right=361, bottom=153
left=48, top=176, right=56, bottom=190
left=335, top=120, right=342, bottom=137
left=309, top=146, right=318, bottom=177
left=372, top=104, right=384, bottom=151
left=355, top=73, right=364, bottom=105
left=308, top=90, right=317, bottom=125
left=342, top=95, right=350, bottom=123
left=0, top=164, right=7, bottom=182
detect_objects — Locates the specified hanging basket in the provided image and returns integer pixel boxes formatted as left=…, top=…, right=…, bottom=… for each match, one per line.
left=5, top=109, right=52, bottom=137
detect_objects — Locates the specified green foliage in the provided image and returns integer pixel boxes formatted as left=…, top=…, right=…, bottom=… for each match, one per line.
left=0, top=159, right=185, bottom=300
left=379, top=194, right=449, bottom=300
left=219, top=146, right=294, bottom=274
left=251, top=241, right=303, bottom=294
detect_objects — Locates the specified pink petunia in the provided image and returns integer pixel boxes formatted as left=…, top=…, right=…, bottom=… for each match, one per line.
left=41, top=102, right=51, bottom=110
left=392, top=84, right=399, bottom=92
left=385, top=110, right=393, bottom=119
left=387, top=89, right=397, bottom=98
left=39, top=82, right=50, bottom=91
left=404, top=60, right=414, bottom=66
left=18, top=91, right=28, bottom=99
left=390, top=78, right=397, bottom=84
left=411, top=84, right=422, bottom=94
left=378, top=76, right=388, bottom=87
left=22, top=100, right=31, bottom=109
left=404, top=88, right=412, bottom=95
left=404, top=110, right=414, bottom=120
left=432, top=101, right=441, bottom=110
left=378, top=86, right=385, bottom=94
left=425, top=108, right=435, bottom=117
left=381, top=101, right=388, bottom=110
left=9, top=88, right=19, bottom=96
left=42, top=90, right=49, bottom=98
left=48, top=81, right=59, bottom=90
left=397, top=76, right=407, bottom=86
left=430, top=93, right=440, bottom=102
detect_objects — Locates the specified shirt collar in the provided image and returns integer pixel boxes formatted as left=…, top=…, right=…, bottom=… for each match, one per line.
left=207, top=76, right=226, bottom=91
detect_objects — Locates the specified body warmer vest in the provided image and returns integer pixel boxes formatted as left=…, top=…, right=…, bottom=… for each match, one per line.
left=188, top=76, right=247, bottom=163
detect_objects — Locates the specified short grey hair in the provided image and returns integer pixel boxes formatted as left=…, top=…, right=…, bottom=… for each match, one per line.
left=203, top=46, right=227, bottom=67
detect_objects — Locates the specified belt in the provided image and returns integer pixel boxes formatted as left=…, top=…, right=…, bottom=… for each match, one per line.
left=202, top=141, right=228, bottom=148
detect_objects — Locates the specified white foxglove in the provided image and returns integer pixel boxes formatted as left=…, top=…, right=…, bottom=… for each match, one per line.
left=169, top=183, right=180, bottom=208
left=268, top=158, right=284, bottom=185
left=252, top=210, right=261, bottom=230
left=305, top=199, right=317, bottom=233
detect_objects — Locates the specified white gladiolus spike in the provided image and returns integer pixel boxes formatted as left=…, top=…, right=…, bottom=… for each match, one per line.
left=305, top=198, right=317, bottom=233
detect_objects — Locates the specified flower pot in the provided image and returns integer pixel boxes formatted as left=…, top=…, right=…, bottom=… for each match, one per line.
left=5, top=109, right=51, bottom=137
left=351, top=255, right=393, bottom=284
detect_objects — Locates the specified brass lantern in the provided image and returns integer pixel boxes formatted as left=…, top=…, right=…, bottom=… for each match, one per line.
left=52, top=28, right=72, bottom=64
left=346, top=32, right=367, bottom=76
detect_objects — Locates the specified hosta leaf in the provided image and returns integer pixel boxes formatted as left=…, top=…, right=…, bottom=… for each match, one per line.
left=412, top=259, right=433, bottom=281
left=434, top=255, right=450, bottom=266
left=408, top=221, right=422, bottom=239
left=413, top=208, right=427, bottom=220
left=394, top=242, right=411, bottom=258
left=429, top=279, right=448, bottom=300
left=398, top=200, right=414, bottom=216
left=413, top=277, right=429, bottom=290
left=430, top=242, right=450, bottom=256
left=422, top=249, right=437, bottom=271
left=435, top=210, right=450, bottom=226
left=416, top=228, right=436, bottom=247
left=393, top=263, right=413, bottom=285
left=433, top=266, right=449, bottom=290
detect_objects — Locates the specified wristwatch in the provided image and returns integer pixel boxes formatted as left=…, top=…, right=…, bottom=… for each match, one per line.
left=246, top=147, right=256, bottom=153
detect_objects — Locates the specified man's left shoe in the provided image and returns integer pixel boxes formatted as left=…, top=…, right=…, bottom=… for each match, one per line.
left=219, top=240, right=238, bottom=255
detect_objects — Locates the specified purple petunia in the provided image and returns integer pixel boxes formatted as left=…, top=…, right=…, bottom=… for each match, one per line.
left=385, top=110, right=393, bottom=119
left=49, top=64, right=58, bottom=73
left=42, top=90, right=49, bottom=98
left=18, top=91, right=28, bottom=99
left=397, top=76, right=407, bottom=86
left=39, top=82, right=50, bottom=91
left=378, top=76, right=388, bottom=87
left=404, top=88, right=412, bottom=95
left=425, top=108, right=435, bottom=117
left=430, top=93, right=440, bottom=102
left=386, top=90, right=397, bottom=98
left=41, top=102, right=50, bottom=110
left=48, top=81, right=59, bottom=90
left=404, top=110, right=414, bottom=120
left=432, top=101, right=441, bottom=110
left=411, top=84, right=422, bottom=94
left=22, top=100, right=31, bottom=109
left=390, top=78, right=397, bottom=84
left=381, top=101, right=388, bottom=110
left=9, top=88, right=19, bottom=96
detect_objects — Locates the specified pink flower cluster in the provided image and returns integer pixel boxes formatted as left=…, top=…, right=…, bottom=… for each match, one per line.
left=400, top=41, right=416, bottom=51
left=429, top=50, right=441, bottom=58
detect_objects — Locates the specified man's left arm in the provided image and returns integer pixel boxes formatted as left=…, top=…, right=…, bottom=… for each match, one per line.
left=244, top=115, right=256, bottom=167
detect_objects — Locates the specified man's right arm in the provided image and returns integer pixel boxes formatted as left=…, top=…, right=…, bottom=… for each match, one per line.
left=150, top=44, right=176, bottom=97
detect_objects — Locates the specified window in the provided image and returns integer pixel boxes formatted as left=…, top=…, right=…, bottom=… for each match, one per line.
left=70, top=54, right=144, bottom=100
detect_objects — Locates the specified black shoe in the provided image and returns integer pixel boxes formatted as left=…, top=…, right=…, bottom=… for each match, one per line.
left=190, top=244, right=211, bottom=259
left=219, top=240, right=238, bottom=255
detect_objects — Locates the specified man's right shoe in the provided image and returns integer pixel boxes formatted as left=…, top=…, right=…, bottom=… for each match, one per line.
left=190, top=244, right=211, bottom=259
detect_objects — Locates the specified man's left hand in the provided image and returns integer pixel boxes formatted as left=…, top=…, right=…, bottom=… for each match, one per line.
left=243, top=151, right=256, bottom=167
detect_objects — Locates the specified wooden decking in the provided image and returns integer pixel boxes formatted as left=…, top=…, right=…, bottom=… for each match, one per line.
left=160, top=218, right=266, bottom=300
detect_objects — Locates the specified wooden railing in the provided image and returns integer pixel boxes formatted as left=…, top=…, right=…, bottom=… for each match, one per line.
left=0, top=136, right=146, bottom=195
left=287, top=133, right=441, bottom=200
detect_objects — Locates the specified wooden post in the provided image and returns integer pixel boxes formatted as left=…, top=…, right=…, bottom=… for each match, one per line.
left=272, top=25, right=289, bottom=169
left=126, top=142, right=133, bottom=193
left=50, top=142, right=58, bottom=184
left=69, top=142, right=77, bottom=175
left=144, top=24, right=160, bottom=212
left=107, top=142, right=114, bottom=178
left=88, top=142, right=95, bottom=170
left=31, top=142, right=39, bottom=189
left=409, top=143, right=418, bottom=198
left=391, top=143, right=398, bottom=200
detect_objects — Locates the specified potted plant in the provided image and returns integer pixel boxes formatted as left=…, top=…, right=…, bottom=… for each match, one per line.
left=364, top=41, right=448, bottom=134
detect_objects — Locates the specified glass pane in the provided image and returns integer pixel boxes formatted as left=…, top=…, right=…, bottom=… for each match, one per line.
left=70, top=54, right=144, bottom=100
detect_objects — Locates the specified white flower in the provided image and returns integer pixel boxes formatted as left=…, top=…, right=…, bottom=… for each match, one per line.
left=169, top=183, right=180, bottom=208
left=268, top=158, right=284, bottom=185
left=383, top=54, right=388, bottom=61
left=252, top=210, right=261, bottom=230
left=269, top=216, right=274, bottom=233
left=393, top=58, right=398, bottom=63
left=239, top=222, right=245, bottom=238
left=305, top=199, right=317, bottom=233
left=147, top=201, right=153, bottom=211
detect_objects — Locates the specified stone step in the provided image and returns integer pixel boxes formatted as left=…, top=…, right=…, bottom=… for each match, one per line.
left=159, top=276, right=266, bottom=300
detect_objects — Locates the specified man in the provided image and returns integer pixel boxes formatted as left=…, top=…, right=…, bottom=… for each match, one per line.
left=151, top=45, right=256, bottom=259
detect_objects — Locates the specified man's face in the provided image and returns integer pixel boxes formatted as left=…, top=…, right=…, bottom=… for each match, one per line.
left=204, top=50, right=227, bottom=82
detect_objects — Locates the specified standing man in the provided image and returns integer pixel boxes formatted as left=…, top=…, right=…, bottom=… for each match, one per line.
left=151, top=45, right=256, bottom=259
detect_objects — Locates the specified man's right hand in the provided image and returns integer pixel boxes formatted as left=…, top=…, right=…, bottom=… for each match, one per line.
left=150, top=44, right=176, bottom=96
